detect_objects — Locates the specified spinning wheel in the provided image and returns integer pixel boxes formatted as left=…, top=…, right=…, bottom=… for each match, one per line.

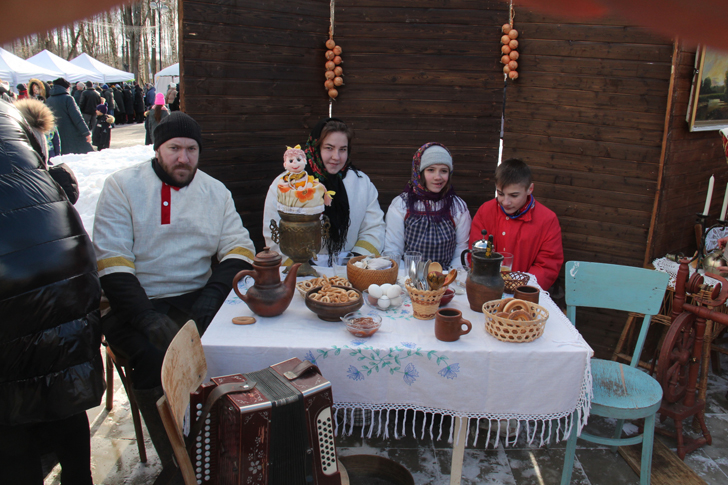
left=657, top=312, right=696, bottom=403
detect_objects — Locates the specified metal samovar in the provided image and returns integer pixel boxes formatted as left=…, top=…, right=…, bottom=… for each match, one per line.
left=270, top=212, right=329, bottom=277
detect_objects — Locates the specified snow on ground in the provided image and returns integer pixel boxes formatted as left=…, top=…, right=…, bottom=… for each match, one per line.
left=53, top=145, right=155, bottom=235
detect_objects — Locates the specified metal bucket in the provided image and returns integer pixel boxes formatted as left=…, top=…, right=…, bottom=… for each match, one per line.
left=338, top=454, right=415, bottom=485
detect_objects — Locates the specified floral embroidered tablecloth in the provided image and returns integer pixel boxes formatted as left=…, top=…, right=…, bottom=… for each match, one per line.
left=202, top=269, right=593, bottom=447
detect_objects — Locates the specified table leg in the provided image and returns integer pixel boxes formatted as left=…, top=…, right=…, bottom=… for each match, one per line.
left=449, top=417, right=466, bottom=485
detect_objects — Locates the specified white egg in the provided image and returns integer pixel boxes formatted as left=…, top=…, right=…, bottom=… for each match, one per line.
left=368, top=284, right=383, bottom=299
left=386, top=285, right=402, bottom=298
left=390, top=296, right=403, bottom=307
left=377, top=296, right=391, bottom=309
left=380, top=283, right=392, bottom=293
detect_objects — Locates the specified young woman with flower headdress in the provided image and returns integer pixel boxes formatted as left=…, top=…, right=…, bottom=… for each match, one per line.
left=263, top=118, right=385, bottom=266
left=384, top=142, right=471, bottom=270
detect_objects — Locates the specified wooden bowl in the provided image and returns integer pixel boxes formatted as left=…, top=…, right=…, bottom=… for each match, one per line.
left=305, top=285, right=363, bottom=321
left=347, top=255, right=398, bottom=291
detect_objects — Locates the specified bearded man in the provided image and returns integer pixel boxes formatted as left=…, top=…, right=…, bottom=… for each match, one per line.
left=93, top=111, right=255, bottom=482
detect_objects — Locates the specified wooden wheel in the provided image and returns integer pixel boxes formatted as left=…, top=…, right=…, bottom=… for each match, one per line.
left=657, top=312, right=696, bottom=403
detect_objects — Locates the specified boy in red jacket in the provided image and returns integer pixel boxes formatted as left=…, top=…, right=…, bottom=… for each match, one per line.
left=469, top=158, right=564, bottom=290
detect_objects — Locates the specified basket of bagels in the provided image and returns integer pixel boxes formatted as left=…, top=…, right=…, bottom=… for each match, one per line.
left=482, top=298, right=549, bottom=343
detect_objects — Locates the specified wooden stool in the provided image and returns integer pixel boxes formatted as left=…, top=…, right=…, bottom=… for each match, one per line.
left=103, top=338, right=148, bottom=463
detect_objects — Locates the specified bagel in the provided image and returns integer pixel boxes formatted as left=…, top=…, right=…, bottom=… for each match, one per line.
left=508, top=310, right=533, bottom=322
left=495, top=311, right=511, bottom=318
left=497, top=298, right=514, bottom=312
left=503, top=299, right=530, bottom=313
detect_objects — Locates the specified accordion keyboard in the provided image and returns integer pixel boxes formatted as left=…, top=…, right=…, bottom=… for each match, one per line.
left=316, top=407, right=337, bottom=475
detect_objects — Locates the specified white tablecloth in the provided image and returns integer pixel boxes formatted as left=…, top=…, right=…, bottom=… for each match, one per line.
left=202, top=268, right=593, bottom=447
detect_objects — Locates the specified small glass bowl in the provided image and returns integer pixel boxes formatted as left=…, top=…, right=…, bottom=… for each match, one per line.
left=439, top=288, right=455, bottom=306
left=341, top=311, right=383, bottom=338
left=362, top=290, right=405, bottom=311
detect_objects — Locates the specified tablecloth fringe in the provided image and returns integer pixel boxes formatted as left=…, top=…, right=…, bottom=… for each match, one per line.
left=333, top=394, right=592, bottom=449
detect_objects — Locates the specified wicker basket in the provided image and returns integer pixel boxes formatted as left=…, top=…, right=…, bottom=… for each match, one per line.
left=482, top=298, right=549, bottom=343
left=502, top=272, right=530, bottom=293
left=405, top=279, right=447, bottom=320
left=346, top=255, right=398, bottom=291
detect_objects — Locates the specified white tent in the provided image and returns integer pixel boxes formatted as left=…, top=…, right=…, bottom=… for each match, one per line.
left=26, top=50, right=104, bottom=84
left=0, top=47, right=62, bottom=88
left=154, top=63, right=179, bottom=95
left=69, top=53, right=134, bottom=83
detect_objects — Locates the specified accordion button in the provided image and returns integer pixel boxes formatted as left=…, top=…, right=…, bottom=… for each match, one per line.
left=197, top=403, right=203, bottom=409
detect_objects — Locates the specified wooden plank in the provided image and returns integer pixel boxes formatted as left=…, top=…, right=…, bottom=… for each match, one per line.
left=518, top=55, right=671, bottom=79
left=536, top=184, right=654, bottom=212
left=184, top=2, right=329, bottom=32
left=183, top=59, right=323, bottom=82
left=503, top=133, right=662, bottom=162
left=188, top=0, right=330, bottom=17
left=521, top=39, right=674, bottom=62
left=336, top=6, right=503, bottom=25
left=519, top=22, right=669, bottom=45
left=618, top=438, right=707, bottom=485
left=532, top=166, right=657, bottom=196
left=504, top=148, right=660, bottom=180
left=183, top=22, right=325, bottom=49
left=338, top=0, right=505, bottom=9
left=559, top=216, right=648, bottom=245
left=342, top=67, right=501, bottom=88
left=506, top=117, right=664, bottom=147
left=184, top=40, right=322, bottom=66
left=335, top=21, right=503, bottom=41
left=506, top=86, right=667, bottom=114
left=504, top=71, right=669, bottom=97
left=339, top=54, right=504, bottom=76
left=540, top=198, right=651, bottom=228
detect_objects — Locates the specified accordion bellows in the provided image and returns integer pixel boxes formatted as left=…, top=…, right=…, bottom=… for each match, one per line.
left=190, top=358, right=341, bottom=485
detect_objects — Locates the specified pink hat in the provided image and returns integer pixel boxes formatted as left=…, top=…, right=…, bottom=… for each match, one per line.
left=154, top=92, right=166, bottom=105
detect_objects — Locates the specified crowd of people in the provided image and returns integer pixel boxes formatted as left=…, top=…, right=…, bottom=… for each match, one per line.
left=1, top=91, right=564, bottom=484
left=0, top=76, right=180, bottom=155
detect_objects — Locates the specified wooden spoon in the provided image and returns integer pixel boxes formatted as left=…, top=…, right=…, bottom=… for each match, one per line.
left=428, top=261, right=443, bottom=274
left=443, top=269, right=458, bottom=287
left=427, top=271, right=446, bottom=291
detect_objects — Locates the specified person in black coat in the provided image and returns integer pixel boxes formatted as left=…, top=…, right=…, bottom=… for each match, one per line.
left=92, top=103, right=114, bottom=150
left=123, top=84, right=134, bottom=124
left=169, top=83, right=180, bottom=112
left=133, top=82, right=145, bottom=123
left=101, top=84, right=115, bottom=118
left=0, top=95, right=104, bottom=485
left=113, top=84, right=126, bottom=125
left=45, top=77, right=94, bottom=155
left=79, top=81, right=101, bottom=131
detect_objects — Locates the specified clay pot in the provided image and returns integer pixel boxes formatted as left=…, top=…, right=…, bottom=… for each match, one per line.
left=232, top=247, right=301, bottom=317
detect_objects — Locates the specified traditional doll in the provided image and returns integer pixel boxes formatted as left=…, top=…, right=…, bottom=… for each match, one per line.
left=276, top=145, right=333, bottom=210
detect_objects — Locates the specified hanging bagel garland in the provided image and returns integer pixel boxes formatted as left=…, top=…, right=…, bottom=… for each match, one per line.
left=500, top=7, right=519, bottom=80
left=324, top=36, right=344, bottom=100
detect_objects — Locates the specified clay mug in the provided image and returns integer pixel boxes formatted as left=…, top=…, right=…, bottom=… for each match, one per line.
left=434, top=309, right=472, bottom=342
left=513, top=285, right=539, bottom=304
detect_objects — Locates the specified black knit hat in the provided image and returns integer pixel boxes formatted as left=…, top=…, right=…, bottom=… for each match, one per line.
left=153, top=111, right=203, bottom=152
left=53, top=78, right=70, bottom=89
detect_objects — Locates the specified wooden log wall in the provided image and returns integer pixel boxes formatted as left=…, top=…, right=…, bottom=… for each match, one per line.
left=181, top=0, right=331, bottom=248
left=500, top=10, right=675, bottom=357
left=181, top=0, right=508, bottom=249
left=333, top=0, right=508, bottom=215
left=648, top=43, right=728, bottom=261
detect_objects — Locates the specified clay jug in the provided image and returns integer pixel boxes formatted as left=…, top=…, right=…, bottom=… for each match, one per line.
left=232, top=247, right=302, bottom=317
left=460, top=249, right=504, bottom=312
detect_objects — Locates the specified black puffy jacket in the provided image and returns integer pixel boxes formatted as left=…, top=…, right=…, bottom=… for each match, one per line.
left=0, top=100, right=105, bottom=426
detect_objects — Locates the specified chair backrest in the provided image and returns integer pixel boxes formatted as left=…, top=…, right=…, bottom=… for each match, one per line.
left=161, top=320, right=208, bottom=432
left=157, top=320, right=207, bottom=485
left=565, top=261, right=669, bottom=366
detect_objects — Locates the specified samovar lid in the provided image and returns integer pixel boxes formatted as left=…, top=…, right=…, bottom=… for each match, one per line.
left=254, top=246, right=282, bottom=267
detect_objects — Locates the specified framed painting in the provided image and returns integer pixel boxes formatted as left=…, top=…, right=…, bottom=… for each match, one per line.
left=687, top=46, right=728, bottom=132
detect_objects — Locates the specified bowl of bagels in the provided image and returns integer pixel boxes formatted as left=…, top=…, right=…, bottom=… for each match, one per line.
left=481, top=298, right=549, bottom=343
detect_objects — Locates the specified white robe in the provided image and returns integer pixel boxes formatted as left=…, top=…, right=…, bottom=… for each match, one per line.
left=93, top=160, right=256, bottom=299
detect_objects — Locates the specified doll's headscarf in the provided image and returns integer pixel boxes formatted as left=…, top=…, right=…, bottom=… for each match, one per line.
left=404, top=142, right=463, bottom=223
left=304, top=118, right=355, bottom=257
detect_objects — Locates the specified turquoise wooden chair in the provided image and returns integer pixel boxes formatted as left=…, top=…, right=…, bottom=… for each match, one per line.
left=560, top=261, right=669, bottom=485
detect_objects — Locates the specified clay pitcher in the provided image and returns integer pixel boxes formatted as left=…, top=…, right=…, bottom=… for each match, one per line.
left=460, top=250, right=504, bottom=312
left=232, top=247, right=302, bottom=317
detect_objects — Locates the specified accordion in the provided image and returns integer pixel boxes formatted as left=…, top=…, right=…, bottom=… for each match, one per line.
left=189, top=358, right=341, bottom=485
